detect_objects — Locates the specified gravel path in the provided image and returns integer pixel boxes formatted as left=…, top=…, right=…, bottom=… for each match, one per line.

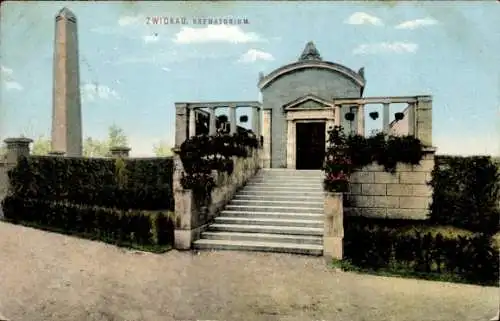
left=0, top=222, right=498, bottom=321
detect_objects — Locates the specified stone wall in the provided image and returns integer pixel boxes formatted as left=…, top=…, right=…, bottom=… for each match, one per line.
left=345, top=148, right=436, bottom=220
left=173, top=148, right=260, bottom=249
left=0, top=161, right=12, bottom=219
left=261, top=68, right=362, bottom=168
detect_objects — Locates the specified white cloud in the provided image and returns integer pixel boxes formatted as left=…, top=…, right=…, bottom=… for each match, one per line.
left=1, top=65, right=13, bottom=76
left=161, top=67, right=171, bottom=72
left=237, top=49, right=274, bottom=63
left=118, top=15, right=144, bottom=27
left=353, top=42, right=418, bottom=55
left=81, top=83, right=120, bottom=102
left=395, top=18, right=438, bottom=30
left=1, top=65, right=23, bottom=91
left=173, top=25, right=262, bottom=44
left=345, top=12, right=383, bottom=26
left=143, top=33, right=159, bottom=44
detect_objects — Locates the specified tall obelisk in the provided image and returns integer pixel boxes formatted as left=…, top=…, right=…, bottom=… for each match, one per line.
left=51, top=7, right=82, bottom=156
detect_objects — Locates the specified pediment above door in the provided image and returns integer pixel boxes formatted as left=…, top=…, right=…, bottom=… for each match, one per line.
left=283, top=94, right=334, bottom=111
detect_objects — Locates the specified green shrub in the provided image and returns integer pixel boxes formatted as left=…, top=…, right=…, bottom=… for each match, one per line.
left=7, top=156, right=174, bottom=211
left=343, top=216, right=499, bottom=285
left=430, top=156, right=500, bottom=234
left=1, top=195, right=174, bottom=250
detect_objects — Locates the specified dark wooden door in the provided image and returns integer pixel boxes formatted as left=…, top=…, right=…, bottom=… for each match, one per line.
left=296, top=122, right=326, bottom=170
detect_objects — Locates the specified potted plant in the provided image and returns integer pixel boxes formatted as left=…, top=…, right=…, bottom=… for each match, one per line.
left=369, top=111, right=379, bottom=120
left=394, top=112, right=404, bottom=121
left=239, top=115, right=248, bottom=123
left=345, top=112, right=355, bottom=121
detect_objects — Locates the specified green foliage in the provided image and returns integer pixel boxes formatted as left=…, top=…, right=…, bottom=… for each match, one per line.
left=343, top=216, right=499, bottom=285
left=1, top=195, right=174, bottom=250
left=153, top=140, right=173, bottom=157
left=323, top=126, right=424, bottom=192
left=7, top=155, right=174, bottom=211
left=179, top=132, right=258, bottom=193
left=429, top=156, right=500, bottom=234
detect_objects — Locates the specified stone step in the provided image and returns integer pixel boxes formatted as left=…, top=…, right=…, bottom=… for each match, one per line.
left=193, top=239, right=323, bottom=256
left=200, top=231, right=323, bottom=245
left=233, top=194, right=324, bottom=202
left=230, top=199, right=323, bottom=207
left=247, top=182, right=321, bottom=187
left=208, top=224, right=323, bottom=236
left=225, top=204, right=323, bottom=214
left=235, top=190, right=324, bottom=197
left=214, top=217, right=323, bottom=228
left=220, top=210, right=323, bottom=221
left=243, top=186, right=323, bottom=192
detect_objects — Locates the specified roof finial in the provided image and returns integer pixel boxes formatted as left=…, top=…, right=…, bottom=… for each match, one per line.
left=299, top=41, right=322, bottom=61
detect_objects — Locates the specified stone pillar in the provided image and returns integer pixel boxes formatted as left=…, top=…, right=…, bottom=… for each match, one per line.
left=334, top=105, right=341, bottom=127
left=4, top=137, right=32, bottom=165
left=252, top=106, right=260, bottom=137
left=109, top=146, right=131, bottom=158
left=407, top=102, right=416, bottom=136
left=324, top=192, right=344, bottom=260
left=188, top=106, right=196, bottom=138
left=262, top=109, right=272, bottom=168
left=229, top=105, right=237, bottom=135
left=382, top=103, right=390, bottom=134
left=51, top=8, right=83, bottom=157
left=175, top=103, right=189, bottom=146
left=286, top=120, right=296, bottom=169
left=415, top=96, right=433, bottom=146
left=357, top=104, right=365, bottom=136
left=209, top=107, right=217, bottom=136
left=325, top=119, right=335, bottom=149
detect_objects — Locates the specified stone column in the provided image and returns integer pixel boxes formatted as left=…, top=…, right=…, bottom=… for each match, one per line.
left=286, top=120, right=296, bottom=169
left=188, top=107, right=197, bottom=138
left=357, top=104, right=365, bottom=136
left=262, top=109, right=272, bottom=168
left=209, top=107, right=217, bottom=136
left=324, top=192, right=344, bottom=260
left=4, top=137, right=32, bottom=165
left=334, top=105, right=341, bottom=127
left=382, top=103, right=390, bottom=134
left=252, top=106, right=260, bottom=137
left=229, top=105, right=237, bottom=135
left=415, top=96, right=433, bottom=146
left=109, top=146, right=131, bottom=158
left=325, top=119, right=335, bottom=150
left=175, top=103, right=189, bottom=146
left=52, top=8, right=83, bottom=157
left=407, top=102, right=416, bottom=136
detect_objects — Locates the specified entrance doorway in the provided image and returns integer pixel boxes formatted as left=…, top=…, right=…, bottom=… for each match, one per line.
left=295, top=122, right=326, bottom=170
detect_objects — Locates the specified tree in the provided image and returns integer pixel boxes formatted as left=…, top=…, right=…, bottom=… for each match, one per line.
left=83, top=125, right=128, bottom=157
left=153, top=140, right=173, bottom=157
left=31, top=136, right=51, bottom=155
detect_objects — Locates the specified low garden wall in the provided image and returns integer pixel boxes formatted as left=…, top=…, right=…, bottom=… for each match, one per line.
left=345, top=148, right=435, bottom=220
left=173, top=147, right=260, bottom=249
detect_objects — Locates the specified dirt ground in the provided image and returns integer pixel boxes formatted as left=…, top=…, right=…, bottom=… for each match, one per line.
left=0, top=222, right=498, bottom=321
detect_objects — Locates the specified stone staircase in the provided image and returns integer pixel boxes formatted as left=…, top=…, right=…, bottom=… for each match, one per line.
left=193, top=169, right=324, bottom=255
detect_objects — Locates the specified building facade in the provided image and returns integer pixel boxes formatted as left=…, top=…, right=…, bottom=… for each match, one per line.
left=259, top=42, right=366, bottom=169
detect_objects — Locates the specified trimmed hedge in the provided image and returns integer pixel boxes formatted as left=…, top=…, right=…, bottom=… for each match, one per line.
left=430, top=156, right=499, bottom=234
left=1, top=195, right=174, bottom=251
left=7, top=156, right=174, bottom=211
left=343, top=216, right=499, bottom=285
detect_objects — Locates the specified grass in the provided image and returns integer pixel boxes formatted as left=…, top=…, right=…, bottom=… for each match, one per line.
left=330, top=258, right=499, bottom=287
left=3, top=218, right=173, bottom=254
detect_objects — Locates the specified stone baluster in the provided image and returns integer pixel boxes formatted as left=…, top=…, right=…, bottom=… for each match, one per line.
left=382, top=102, right=390, bottom=134
left=188, top=106, right=197, bottom=138
left=356, top=103, right=365, bottom=136
left=4, top=137, right=32, bottom=165
left=229, top=105, right=237, bottom=135
left=209, top=107, right=217, bottom=135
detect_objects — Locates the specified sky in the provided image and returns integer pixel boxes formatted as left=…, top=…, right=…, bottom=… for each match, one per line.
left=0, top=1, right=499, bottom=156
